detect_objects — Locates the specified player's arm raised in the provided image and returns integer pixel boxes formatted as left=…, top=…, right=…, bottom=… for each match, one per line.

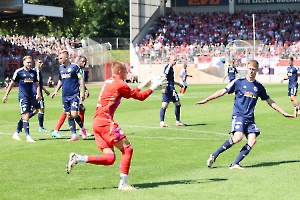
left=281, top=75, right=288, bottom=83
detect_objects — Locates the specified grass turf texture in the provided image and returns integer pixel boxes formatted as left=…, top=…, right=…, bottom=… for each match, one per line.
left=0, top=83, right=299, bottom=200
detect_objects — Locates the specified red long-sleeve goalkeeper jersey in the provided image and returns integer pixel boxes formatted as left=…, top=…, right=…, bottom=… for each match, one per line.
left=94, top=75, right=152, bottom=121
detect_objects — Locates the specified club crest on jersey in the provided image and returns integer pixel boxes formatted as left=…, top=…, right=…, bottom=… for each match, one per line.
left=253, top=86, right=257, bottom=92
left=68, top=68, right=71, bottom=72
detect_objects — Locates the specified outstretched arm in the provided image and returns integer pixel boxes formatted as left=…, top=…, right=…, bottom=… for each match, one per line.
left=2, top=81, right=15, bottom=103
left=196, top=88, right=228, bottom=105
left=266, top=98, right=294, bottom=118
left=281, top=75, right=288, bottom=83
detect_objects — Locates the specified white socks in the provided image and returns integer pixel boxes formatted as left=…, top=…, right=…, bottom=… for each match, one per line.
left=118, top=173, right=128, bottom=189
left=76, top=155, right=87, bottom=163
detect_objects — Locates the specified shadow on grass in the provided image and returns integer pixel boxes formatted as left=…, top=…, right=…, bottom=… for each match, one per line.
left=246, top=160, right=300, bottom=168
left=38, top=137, right=95, bottom=141
left=209, top=160, right=300, bottom=169
left=134, top=178, right=227, bottom=189
left=78, top=178, right=227, bottom=190
left=184, top=123, right=207, bottom=126
left=38, top=137, right=69, bottom=141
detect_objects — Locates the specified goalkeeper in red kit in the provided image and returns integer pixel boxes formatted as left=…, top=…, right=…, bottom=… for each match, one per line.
left=65, top=62, right=167, bottom=190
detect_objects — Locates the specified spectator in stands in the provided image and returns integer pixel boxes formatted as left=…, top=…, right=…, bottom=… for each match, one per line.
left=126, top=66, right=138, bottom=83
left=136, top=9, right=300, bottom=62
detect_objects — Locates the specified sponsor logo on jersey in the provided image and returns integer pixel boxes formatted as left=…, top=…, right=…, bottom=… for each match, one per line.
left=61, top=73, right=71, bottom=78
left=244, top=91, right=257, bottom=99
left=24, top=78, right=33, bottom=83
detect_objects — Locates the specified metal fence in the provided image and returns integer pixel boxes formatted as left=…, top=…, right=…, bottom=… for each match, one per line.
left=90, top=37, right=130, bottom=50
left=73, top=38, right=112, bottom=82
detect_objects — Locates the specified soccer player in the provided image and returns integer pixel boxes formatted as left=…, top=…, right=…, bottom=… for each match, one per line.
left=280, top=56, right=300, bottom=117
left=51, top=50, right=87, bottom=141
left=33, top=56, right=50, bottom=131
left=51, top=55, right=90, bottom=138
left=2, top=55, right=41, bottom=142
left=196, top=60, right=294, bottom=169
left=65, top=62, right=167, bottom=190
left=160, top=55, right=185, bottom=127
left=178, top=63, right=192, bottom=95
left=224, top=60, right=238, bottom=82
left=14, top=56, right=51, bottom=134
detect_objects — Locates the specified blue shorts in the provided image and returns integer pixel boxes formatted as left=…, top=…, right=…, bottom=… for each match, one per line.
left=162, top=88, right=179, bottom=103
left=62, top=93, right=80, bottom=113
left=19, top=97, right=38, bottom=114
left=33, top=96, right=45, bottom=109
left=230, top=115, right=260, bottom=137
left=288, top=85, right=298, bottom=96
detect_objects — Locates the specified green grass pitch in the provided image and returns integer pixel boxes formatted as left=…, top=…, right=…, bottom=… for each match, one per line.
left=0, top=83, right=299, bottom=200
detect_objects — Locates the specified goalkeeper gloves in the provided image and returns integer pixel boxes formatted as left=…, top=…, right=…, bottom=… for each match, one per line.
left=150, top=76, right=168, bottom=90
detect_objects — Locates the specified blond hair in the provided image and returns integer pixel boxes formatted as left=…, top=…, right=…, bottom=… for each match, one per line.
left=111, top=62, right=126, bottom=74
left=248, top=60, right=259, bottom=69
left=23, top=55, right=32, bottom=61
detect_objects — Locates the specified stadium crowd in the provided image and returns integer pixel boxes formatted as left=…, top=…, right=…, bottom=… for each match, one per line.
left=136, top=9, right=300, bottom=64
left=0, top=35, right=85, bottom=79
left=2, top=9, right=300, bottom=74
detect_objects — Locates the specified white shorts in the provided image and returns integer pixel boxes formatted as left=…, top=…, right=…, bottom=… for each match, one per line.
left=180, top=80, right=188, bottom=87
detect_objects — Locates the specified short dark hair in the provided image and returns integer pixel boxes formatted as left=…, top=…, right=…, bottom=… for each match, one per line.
left=59, top=49, right=69, bottom=55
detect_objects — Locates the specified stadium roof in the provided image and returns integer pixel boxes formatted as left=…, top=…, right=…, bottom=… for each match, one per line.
left=0, top=0, right=63, bottom=21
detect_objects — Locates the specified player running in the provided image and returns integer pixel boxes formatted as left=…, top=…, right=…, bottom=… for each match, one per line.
left=196, top=60, right=294, bottom=169
left=65, top=62, right=167, bottom=190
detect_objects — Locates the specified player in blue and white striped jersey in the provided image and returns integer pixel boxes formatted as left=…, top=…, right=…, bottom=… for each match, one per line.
left=196, top=60, right=294, bottom=169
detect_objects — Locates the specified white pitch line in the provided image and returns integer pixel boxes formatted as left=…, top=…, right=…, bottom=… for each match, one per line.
left=0, top=124, right=298, bottom=142
left=122, top=125, right=229, bottom=136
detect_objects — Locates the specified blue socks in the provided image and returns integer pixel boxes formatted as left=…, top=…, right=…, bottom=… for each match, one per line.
left=68, top=117, right=76, bottom=133
left=233, top=144, right=252, bottom=165
left=213, top=138, right=234, bottom=158
left=160, top=107, right=166, bottom=122
left=23, top=120, right=29, bottom=136
left=38, top=112, right=44, bottom=128
left=175, top=104, right=181, bottom=121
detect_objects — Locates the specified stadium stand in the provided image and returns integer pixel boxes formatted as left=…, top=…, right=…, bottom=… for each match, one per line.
left=136, top=10, right=300, bottom=64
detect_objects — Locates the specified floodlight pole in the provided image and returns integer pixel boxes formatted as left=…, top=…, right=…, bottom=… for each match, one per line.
left=252, top=13, right=256, bottom=60
left=129, top=0, right=132, bottom=44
